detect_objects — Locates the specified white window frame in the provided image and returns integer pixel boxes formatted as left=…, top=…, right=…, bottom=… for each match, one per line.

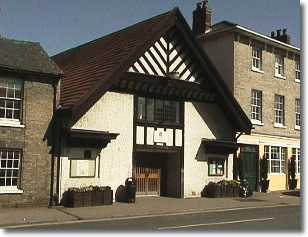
left=275, top=55, right=285, bottom=79
left=0, top=149, right=23, bottom=193
left=265, top=145, right=286, bottom=175
left=252, top=47, right=263, bottom=72
left=292, top=148, right=300, bottom=175
left=251, top=89, right=263, bottom=125
left=274, top=94, right=285, bottom=127
left=295, top=60, right=300, bottom=82
left=208, top=158, right=225, bottom=176
left=295, top=99, right=300, bottom=129
left=0, top=78, right=23, bottom=127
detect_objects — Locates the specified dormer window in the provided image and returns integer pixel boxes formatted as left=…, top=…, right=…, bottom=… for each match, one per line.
left=0, top=78, right=22, bottom=126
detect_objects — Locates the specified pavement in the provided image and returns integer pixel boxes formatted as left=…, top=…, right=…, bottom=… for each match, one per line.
left=0, top=190, right=300, bottom=228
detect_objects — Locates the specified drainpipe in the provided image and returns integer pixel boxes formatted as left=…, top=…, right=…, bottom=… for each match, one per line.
left=233, top=131, right=243, bottom=180
left=49, top=82, right=57, bottom=207
left=56, top=114, right=62, bottom=205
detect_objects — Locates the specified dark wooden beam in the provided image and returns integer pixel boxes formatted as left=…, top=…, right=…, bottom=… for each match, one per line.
left=137, top=59, right=150, bottom=75
left=147, top=48, right=166, bottom=75
left=142, top=55, right=158, bottom=75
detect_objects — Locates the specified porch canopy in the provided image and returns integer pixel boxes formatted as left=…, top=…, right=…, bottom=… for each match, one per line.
left=66, top=128, right=119, bottom=148
left=202, top=139, right=238, bottom=154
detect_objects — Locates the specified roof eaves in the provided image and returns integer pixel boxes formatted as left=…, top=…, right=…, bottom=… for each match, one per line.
left=0, top=64, right=63, bottom=79
left=203, top=22, right=300, bottom=52
left=234, top=25, right=300, bottom=51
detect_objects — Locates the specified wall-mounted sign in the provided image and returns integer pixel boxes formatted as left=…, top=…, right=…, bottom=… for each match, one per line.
left=153, top=128, right=167, bottom=143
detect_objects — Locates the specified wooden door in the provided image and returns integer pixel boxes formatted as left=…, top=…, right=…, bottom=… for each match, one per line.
left=135, top=167, right=161, bottom=196
left=240, top=145, right=259, bottom=191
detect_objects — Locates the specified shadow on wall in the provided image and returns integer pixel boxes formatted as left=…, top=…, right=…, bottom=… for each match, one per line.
left=195, top=143, right=207, bottom=162
left=195, top=143, right=228, bottom=162
left=193, top=102, right=233, bottom=139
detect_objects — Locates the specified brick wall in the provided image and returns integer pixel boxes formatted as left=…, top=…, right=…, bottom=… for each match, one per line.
left=233, top=33, right=300, bottom=138
left=0, top=77, right=55, bottom=207
left=202, top=32, right=300, bottom=139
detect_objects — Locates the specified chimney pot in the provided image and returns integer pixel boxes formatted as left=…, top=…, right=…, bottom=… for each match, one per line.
left=271, top=31, right=275, bottom=37
left=283, top=28, right=287, bottom=35
left=277, top=29, right=281, bottom=36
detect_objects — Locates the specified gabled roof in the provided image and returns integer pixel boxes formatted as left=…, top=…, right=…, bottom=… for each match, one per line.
left=52, top=9, right=176, bottom=110
left=0, top=37, right=62, bottom=76
left=53, top=8, right=252, bottom=133
left=202, top=20, right=300, bottom=53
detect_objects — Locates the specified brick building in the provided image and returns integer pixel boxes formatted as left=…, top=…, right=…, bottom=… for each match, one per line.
left=193, top=1, right=300, bottom=191
left=0, top=37, right=62, bottom=206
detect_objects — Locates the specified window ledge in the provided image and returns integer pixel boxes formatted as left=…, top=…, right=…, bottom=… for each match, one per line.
left=251, top=67, right=264, bottom=74
left=0, top=120, right=24, bottom=128
left=295, top=125, right=300, bottom=130
left=274, top=74, right=286, bottom=80
left=274, top=123, right=286, bottom=128
left=251, top=120, right=264, bottom=126
left=0, top=187, right=24, bottom=194
left=268, top=173, right=285, bottom=176
left=295, top=79, right=300, bottom=83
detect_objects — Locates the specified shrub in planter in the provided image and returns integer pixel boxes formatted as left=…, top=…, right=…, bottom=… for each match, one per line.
left=204, top=182, right=216, bottom=198
left=230, top=180, right=240, bottom=197
left=103, top=186, right=113, bottom=205
left=64, top=188, right=85, bottom=207
left=288, top=156, right=298, bottom=190
left=91, top=186, right=105, bottom=206
left=260, top=156, right=270, bottom=192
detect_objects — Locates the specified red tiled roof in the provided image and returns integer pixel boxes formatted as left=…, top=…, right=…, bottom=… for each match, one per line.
left=52, top=9, right=177, bottom=110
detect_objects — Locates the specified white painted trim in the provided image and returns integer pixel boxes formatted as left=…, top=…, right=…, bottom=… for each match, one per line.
left=268, top=173, right=286, bottom=176
left=0, top=119, right=24, bottom=128
left=274, top=74, right=286, bottom=80
left=274, top=123, right=286, bottom=129
left=251, top=119, right=264, bottom=126
left=251, top=67, right=264, bottom=74
left=158, top=217, right=274, bottom=230
left=235, top=25, right=300, bottom=51
left=0, top=187, right=23, bottom=194
left=295, top=79, right=300, bottom=83
left=237, top=137, right=299, bottom=148
left=295, top=125, right=300, bottom=130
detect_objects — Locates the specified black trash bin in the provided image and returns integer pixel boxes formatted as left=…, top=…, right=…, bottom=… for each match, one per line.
left=125, top=177, right=136, bottom=203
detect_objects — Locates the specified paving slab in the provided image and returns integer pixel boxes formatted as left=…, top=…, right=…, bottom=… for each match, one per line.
left=0, top=207, right=76, bottom=227
left=0, top=190, right=300, bottom=228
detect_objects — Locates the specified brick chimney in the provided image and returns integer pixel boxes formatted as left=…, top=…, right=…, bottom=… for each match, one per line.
left=192, top=0, right=212, bottom=36
left=270, top=28, right=291, bottom=44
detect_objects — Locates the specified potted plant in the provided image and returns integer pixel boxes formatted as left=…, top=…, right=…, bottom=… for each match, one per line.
left=288, top=156, right=298, bottom=190
left=260, top=155, right=270, bottom=192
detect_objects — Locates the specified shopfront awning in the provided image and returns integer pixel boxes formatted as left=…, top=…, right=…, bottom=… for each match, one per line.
left=202, top=139, right=238, bottom=154
left=66, top=128, right=119, bottom=148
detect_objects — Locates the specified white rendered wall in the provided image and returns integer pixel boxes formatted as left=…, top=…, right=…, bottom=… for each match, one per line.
left=184, top=102, right=234, bottom=198
left=59, top=92, right=134, bottom=200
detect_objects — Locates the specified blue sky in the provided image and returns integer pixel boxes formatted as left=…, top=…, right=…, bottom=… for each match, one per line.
left=0, top=0, right=300, bottom=56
